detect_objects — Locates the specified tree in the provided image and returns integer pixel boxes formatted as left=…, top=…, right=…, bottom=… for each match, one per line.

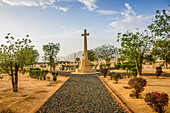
left=148, top=10, right=170, bottom=68
left=94, top=44, right=118, bottom=63
left=82, top=49, right=97, bottom=61
left=75, top=57, right=80, bottom=62
left=0, top=34, right=39, bottom=92
left=117, top=29, right=155, bottom=76
left=148, top=10, right=169, bottom=40
left=152, top=39, right=170, bottom=68
left=42, top=43, right=60, bottom=70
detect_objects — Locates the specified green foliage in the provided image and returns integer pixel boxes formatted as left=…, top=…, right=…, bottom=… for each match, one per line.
left=99, top=64, right=106, bottom=69
left=94, top=44, right=118, bottom=63
left=115, top=63, right=121, bottom=69
left=148, top=10, right=169, bottom=39
left=131, top=67, right=137, bottom=77
left=0, top=34, right=39, bottom=92
left=117, top=30, right=155, bottom=75
left=106, top=63, right=111, bottom=68
left=152, top=39, right=170, bottom=68
left=128, top=77, right=147, bottom=98
left=94, top=64, right=98, bottom=69
left=121, top=63, right=127, bottom=70
left=90, top=63, right=95, bottom=67
left=61, top=65, right=65, bottom=70
left=148, top=10, right=170, bottom=68
left=145, top=92, right=169, bottom=113
left=145, top=55, right=156, bottom=63
left=52, top=72, right=55, bottom=76
left=75, top=57, right=80, bottom=62
left=112, top=73, right=121, bottom=83
left=42, top=43, right=60, bottom=70
left=83, top=50, right=97, bottom=61
left=75, top=65, right=79, bottom=69
left=51, top=72, right=58, bottom=81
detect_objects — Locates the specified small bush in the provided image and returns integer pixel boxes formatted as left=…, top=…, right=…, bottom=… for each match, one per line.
left=0, top=107, right=16, bottom=113
left=106, top=63, right=111, bottom=68
left=112, top=73, right=121, bottom=83
left=108, top=71, right=115, bottom=80
left=47, top=76, right=50, bottom=81
left=101, top=68, right=108, bottom=78
left=51, top=72, right=58, bottom=81
left=128, top=77, right=147, bottom=98
left=121, top=64, right=127, bottom=70
left=145, top=92, right=168, bottom=113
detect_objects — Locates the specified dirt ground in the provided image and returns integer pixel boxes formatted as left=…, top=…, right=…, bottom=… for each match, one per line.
left=0, top=73, right=70, bottom=113
left=99, top=69, right=170, bottom=113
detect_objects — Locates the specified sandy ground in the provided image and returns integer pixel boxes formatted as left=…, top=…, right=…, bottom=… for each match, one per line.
left=99, top=69, right=170, bottom=113
left=113, top=68, right=170, bottom=74
left=0, top=73, right=70, bottom=113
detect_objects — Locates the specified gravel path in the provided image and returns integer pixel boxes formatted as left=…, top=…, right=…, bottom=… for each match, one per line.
left=36, top=74, right=126, bottom=113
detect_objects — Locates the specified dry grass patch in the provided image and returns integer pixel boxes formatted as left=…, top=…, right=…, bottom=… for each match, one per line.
left=99, top=75, right=170, bottom=113
left=0, top=73, right=70, bottom=113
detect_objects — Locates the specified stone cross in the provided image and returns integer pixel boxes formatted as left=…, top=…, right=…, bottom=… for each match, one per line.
left=81, top=29, right=89, bottom=60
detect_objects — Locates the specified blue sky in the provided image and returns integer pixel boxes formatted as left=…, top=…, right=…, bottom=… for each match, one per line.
left=0, top=0, right=169, bottom=60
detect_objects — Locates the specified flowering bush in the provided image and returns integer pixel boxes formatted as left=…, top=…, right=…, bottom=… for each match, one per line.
left=128, top=77, right=147, bottom=98
left=0, top=107, right=16, bottom=113
left=145, top=92, right=169, bottom=113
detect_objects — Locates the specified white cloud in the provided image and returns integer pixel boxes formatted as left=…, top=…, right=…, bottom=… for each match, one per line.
left=78, top=0, right=98, bottom=11
left=51, top=5, right=68, bottom=12
left=1, top=0, right=56, bottom=6
left=1, top=0, right=68, bottom=12
left=110, top=3, right=153, bottom=33
left=96, top=10, right=119, bottom=15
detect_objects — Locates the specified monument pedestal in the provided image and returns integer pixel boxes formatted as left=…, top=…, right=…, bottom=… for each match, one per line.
left=74, top=58, right=95, bottom=74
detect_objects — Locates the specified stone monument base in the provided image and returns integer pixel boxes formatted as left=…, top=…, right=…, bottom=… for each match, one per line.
left=71, top=58, right=96, bottom=74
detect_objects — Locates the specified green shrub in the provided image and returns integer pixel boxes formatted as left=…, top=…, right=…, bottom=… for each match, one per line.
left=61, top=65, right=65, bottom=70
left=75, top=65, right=79, bottom=69
left=131, top=67, right=137, bottom=77
left=52, top=72, right=58, bottom=81
left=47, top=76, right=50, bottom=81
left=121, top=64, right=127, bottom=70
left=95, top=64, right=98, bottom=69
left=112, top=73, right=121, bottom=83
left=106, top=63, right=111, bottom=68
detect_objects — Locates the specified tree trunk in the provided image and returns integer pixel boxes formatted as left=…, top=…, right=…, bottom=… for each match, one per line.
left=135, top=57, right=142, bottom=77
left=165, top=60, right=168, bottom=69
left=9, top=62, right=15, bottom=90
left=13, top=64, right=19, bottom=92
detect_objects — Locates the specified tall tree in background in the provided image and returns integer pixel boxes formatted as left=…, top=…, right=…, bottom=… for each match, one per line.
left=75, top=57, right=80, bottom=62
left=148, top=10, right=170, bottom=68
left=42, top=43, right=60, bottom=70
left=82, top=49, right=97, bottom=61
left=0, top=34, right=39, bottom=92
left=117, top=29, right=155, bottom=76
left=94, top=44, right=118, bottom=63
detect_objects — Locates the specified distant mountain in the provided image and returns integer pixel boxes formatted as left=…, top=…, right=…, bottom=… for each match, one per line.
left=59, top=51, right=84, bottom=61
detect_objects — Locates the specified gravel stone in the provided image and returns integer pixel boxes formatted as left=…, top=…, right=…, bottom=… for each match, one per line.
left=36, top=74, right=126, bottom=113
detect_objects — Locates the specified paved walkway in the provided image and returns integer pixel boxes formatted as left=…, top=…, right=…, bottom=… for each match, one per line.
left=36, top=74, right=126, bottom=113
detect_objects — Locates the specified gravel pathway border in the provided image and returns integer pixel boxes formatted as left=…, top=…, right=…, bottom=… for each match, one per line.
left=35, top=74, right=127, bottom=113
